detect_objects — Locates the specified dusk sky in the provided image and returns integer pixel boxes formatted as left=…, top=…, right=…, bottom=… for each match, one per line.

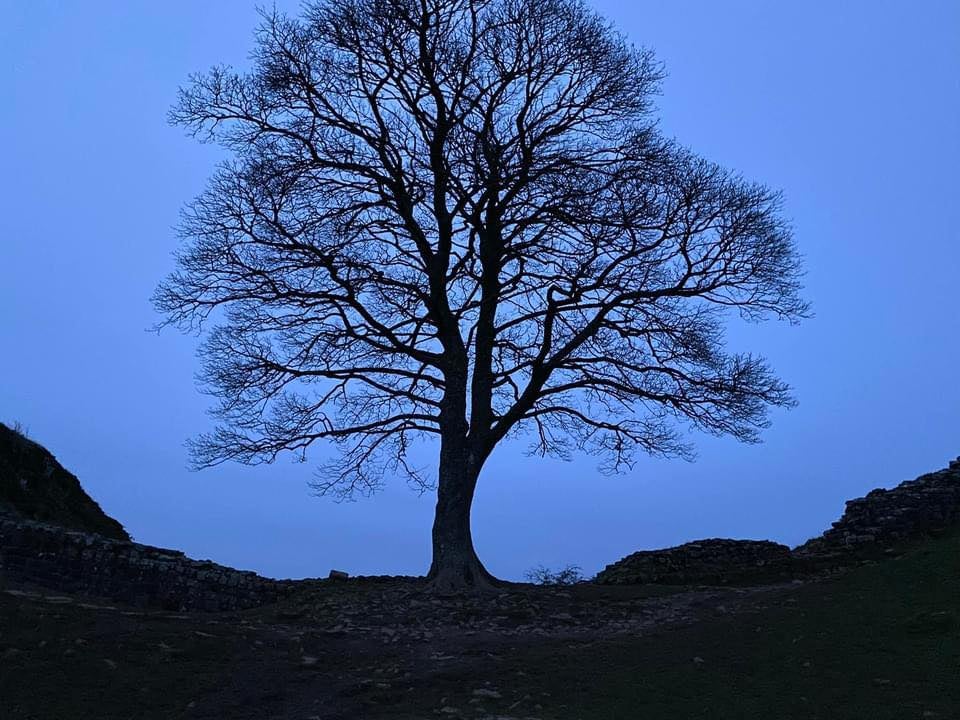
left=2, top=1, right=958, bottom=581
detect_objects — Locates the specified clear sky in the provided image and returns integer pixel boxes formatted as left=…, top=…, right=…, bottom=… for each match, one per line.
left=2, top=1, right=958, bottom=580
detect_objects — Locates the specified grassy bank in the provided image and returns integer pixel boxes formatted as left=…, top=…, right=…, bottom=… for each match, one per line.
left=485, top=531, right=960, bottom=719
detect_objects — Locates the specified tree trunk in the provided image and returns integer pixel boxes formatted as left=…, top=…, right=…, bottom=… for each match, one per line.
left=426, top=441, right=497, bottom=592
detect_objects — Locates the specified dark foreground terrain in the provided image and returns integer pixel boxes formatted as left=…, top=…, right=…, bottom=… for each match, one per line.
left=2, top=530, right=957, bottom=720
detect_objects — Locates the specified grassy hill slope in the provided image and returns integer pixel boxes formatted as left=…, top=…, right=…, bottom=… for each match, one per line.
left=0, top=423, right=128, bottom=540
left=484, top=530, right=960, bottom=719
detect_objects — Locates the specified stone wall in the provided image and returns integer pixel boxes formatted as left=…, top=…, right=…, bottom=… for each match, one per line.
left=597, top=457, right=960, bottom=585
left=594, top=539, right=794, bottom=586
left=0, top=516, right=302, bottom=611
left=795, top=457, right=960, bottom=561
left=3, top=450, right=959, bottom=600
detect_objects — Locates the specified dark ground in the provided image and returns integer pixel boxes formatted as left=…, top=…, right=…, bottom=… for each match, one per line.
left=2, top=531, right=958, bottom=720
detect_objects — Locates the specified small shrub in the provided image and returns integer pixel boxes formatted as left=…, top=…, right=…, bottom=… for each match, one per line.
left=10, top=421, right=29, bottom=439
left=525, top=564, right=585, bottom=586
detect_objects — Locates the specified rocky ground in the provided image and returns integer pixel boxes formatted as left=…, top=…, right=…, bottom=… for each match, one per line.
left=5, top=532, right=957, bottom=720
left=0, top=576, right=801, bottom=719
left=2, top=439, right=958, bottom=719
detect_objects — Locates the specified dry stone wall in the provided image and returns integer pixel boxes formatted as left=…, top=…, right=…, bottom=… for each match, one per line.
left=0, top=516, right=303, bottom=611
left=598, top=457, right=960, bottom=585
left=594, top=539, right=794, bottom=586
left=795, top=457, right=960, bottom=561
left=2, top=447, right=959, bottom=600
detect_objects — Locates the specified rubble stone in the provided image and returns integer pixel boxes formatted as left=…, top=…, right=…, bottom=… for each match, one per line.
left=0, top=516, right=302, bottom=611
left=595, top=539, right=794, bottom=586
left=794, top=457, right=960, bottom=562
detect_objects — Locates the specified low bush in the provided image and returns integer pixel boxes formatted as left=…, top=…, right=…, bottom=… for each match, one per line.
left=524, top=564, right=585, bottom=586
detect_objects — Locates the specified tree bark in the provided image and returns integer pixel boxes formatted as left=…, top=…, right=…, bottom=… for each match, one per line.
left=426, top=439, right=497, bottom=591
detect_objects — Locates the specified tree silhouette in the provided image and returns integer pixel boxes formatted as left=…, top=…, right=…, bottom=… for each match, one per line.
left=156, top=0, right=808, bottom=590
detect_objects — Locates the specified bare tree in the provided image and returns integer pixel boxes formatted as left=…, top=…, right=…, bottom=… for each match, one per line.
left=156, top=0, right=808, bottom=590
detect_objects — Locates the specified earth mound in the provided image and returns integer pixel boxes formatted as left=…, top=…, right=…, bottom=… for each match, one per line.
left=0, top=422, right=129, bottom=540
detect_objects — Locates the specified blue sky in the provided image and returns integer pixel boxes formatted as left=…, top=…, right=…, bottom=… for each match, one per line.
left=2, top=1, right=958, bottom=580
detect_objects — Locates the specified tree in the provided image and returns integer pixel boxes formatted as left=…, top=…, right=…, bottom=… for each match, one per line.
left=156, top=0, right=808, bottom=590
